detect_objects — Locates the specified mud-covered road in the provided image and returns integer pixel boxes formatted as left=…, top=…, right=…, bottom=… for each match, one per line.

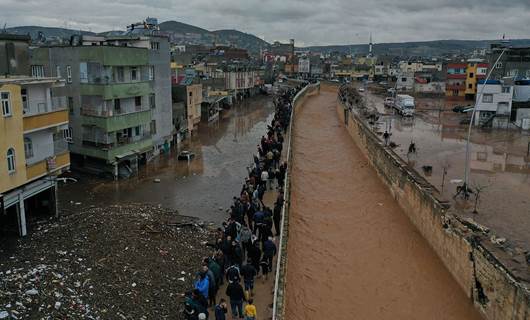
left=284, top=88, right=483, bottom=319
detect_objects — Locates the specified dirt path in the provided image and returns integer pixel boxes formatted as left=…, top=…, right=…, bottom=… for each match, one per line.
left=284, top=89, right=483, bottom=320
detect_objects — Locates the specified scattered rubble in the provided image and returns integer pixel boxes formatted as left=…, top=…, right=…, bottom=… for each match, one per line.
left=0, top=204, right=213, bottom=319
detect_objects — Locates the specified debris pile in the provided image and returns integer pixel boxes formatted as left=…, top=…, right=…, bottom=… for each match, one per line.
left=0, top=204, right=213, bottom=319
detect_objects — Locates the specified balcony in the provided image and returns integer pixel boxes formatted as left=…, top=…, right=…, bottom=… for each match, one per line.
left=23, top=97, right=69, bottom=133
left=26, top=151, right=70, bottom=181
left=78, top=46, right=148, bottom=66
left=81, top=109, right=152, bottom=132
left=447, top=74, right=467, bottom=79
left=81, top=104, right=150, bottom=117
left=75, top=137, right=153, bottom=162
left=446, top=84, right=465, bottom=90
left=79, top=82, right=152, bottom=100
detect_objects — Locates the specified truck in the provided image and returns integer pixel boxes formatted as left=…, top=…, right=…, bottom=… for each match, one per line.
left=394, top=94, right=415, bottom=116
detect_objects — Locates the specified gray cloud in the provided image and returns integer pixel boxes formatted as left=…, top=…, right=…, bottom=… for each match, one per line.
left=0, top=0, right=529, bottom=46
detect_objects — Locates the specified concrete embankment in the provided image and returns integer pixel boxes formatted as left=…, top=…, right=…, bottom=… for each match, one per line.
left=332, top=82, right=530, bottom=320
left=280, top=85, right=482, bottom=319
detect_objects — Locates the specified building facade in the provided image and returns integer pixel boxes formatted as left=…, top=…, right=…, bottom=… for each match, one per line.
left=33, top=43, right=154, bottom=178
left=474, top=80, right=513, bottom=128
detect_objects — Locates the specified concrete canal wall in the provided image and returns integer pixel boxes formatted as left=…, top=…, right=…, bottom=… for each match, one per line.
left=331, top=82, right=530, bottom=320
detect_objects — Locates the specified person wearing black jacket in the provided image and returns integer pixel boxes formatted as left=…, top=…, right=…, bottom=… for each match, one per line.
left=225, top=281, right=245, bottom=319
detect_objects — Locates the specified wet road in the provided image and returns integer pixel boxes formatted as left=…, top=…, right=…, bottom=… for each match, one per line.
left=363, top=89, right=530, bottom=252
left=60, top=96, right=274, bottom=223
left=284, top=88, right=482, bottom=320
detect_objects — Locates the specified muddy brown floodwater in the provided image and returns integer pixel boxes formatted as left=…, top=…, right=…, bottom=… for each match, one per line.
left=60, top=96, right=274, bottom=223
left=284, top=88, right=483, bottom=320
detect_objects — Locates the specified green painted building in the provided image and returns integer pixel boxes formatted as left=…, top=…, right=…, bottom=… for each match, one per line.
left=32, top=42, right=155, bottom=178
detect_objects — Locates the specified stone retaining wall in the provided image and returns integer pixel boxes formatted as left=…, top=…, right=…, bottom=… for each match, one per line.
left=332, top=82, right=530, bottom=320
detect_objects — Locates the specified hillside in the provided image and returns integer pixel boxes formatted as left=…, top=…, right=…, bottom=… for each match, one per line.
left=158, top=20, right=210, bottom=35
left=5, top=26, right=94, bottom=40
left=213, top=29, right=269, bottom=52
left=305, top=39, right=530, bottom=56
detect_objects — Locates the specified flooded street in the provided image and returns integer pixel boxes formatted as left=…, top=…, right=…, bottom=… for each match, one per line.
left=364, top=89, right=530, bottom=252
left=60, top=96, right=274, bottom=223
left=285, top=88, right=482, bottom=320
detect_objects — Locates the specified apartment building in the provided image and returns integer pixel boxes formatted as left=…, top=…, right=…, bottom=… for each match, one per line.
left=474, top=80, right=513, bottom=128
left=32, top=35, right=172, bottom=178
left=1, top=34, right=70, bottom=236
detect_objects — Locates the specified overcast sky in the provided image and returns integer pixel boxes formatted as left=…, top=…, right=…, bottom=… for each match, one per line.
left=1, top=0, right=529, bottom=46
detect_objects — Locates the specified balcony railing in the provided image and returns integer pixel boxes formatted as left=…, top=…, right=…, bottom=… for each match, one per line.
left=54, top=139, right=69, bottom=155
left=81, top=105, right=150, bottom=117
left=23, top=96, right=67, bottom=116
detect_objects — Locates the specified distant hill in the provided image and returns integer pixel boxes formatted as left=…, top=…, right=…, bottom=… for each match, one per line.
left=213, top=29, right=269, bottom=52
left=5, top=23, right=530, bottom=57
left=158, top=21, right=269, bottom=53
left=158, top=20, right=210, bottom=35
left=5, top=26, right=95, bottom=42
left=305, top=39, right=530, bottom=56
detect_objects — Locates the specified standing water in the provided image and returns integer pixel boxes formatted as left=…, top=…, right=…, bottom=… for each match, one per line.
left=60, top=96, right=274, bottom=223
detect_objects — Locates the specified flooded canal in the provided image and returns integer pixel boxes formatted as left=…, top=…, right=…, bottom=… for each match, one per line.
left=364, top=89, right=530, bottom=252
left=59, top=96, right=274, bottom=223
left=285, top=88, right=482, bottom=320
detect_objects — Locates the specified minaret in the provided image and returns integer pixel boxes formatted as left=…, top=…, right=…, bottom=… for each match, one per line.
left=368, top=33, right=373, bottom=57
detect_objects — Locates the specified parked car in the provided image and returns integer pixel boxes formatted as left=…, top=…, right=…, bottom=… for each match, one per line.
left=358, top=87, right=365, bottom=92
left=384, top=97, right=394, bottom=108
left=452, top=105, right=474, bottom=113
left=177, top=151, right=195, bottom=161
left=379, top=81, right=388, bottom=86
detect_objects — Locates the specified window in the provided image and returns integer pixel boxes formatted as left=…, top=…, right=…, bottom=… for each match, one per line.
left=495, top=62, right=503, bottom=69
left=116, top=67, right=124, bottom=82
left=135, top=96, right=142, bottom=107
left=468, top=84, right=473, bottom=89
left=149, top=94, right=156, bottom=109
left=148, top=66, right=155, bottom=80
left=114, top=99, right=121, bottom=113
left=150, top=42, right=160, bottom=50
left=66, top=65, right=72, bottom=83
left=135, top=126, right=140, bottom=136
left=68, top=97, right=74, bottom=115
left=56, top=65, right=62, bottom=78
left=79, top=62, right=88, bottom=83
left=401, top=77, right=407, bottom=82
left=482, top=94, right=493, bottom=103
left=502, top=86, right=511, bottom=93
left=1, top=92, right=11, bottom=117
left=150, top=120, right=157, bottom=135
left=63, top=127, right=73, bottom=142
left=24, top=137, right=33, bottom=159
left=131, top=67, right=138, bottom=81
left=469, top=72, right=474, bottom=78
left=31, top=65, right=45, bottom=78
left=21, top=88, right=28, bottom=114
left=7, top=148, right=16, bottom=173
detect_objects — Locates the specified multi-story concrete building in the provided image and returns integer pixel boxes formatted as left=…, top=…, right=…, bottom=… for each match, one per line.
left=33, top=34, right=173, bottom=178
left=474, top=80, right=513, bottom=128
left=172, top=84, right=203, bottom=134
left=1, top=34, right=70, bottom=236
left=445, top=62, right=467, bottom=98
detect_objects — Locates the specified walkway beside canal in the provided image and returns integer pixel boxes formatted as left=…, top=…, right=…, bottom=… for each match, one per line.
left=283, top=88, right=483, bottom=319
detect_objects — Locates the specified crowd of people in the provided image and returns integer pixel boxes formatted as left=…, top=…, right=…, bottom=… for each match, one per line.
left=182, top=86, right=302, bottom=320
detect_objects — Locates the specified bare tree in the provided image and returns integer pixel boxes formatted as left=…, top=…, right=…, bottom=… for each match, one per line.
left=472, top=182, right=490, bottom=214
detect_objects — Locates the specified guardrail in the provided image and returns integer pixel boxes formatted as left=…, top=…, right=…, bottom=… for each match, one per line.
left=271, top=82, right=320, bottom=320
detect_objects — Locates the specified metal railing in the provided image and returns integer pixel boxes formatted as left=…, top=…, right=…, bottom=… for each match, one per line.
left=271, top=82, right=320, bottom=320
left=23, top=96, right=67, bottom=116
left=81, top=104, right=150, bottom=117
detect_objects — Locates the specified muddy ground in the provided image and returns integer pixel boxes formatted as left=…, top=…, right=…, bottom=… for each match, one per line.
left=0, top=204, right=213, bottom=319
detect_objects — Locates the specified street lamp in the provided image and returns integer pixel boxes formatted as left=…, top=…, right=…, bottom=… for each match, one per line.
left=461, top=47, right=508, bottom=197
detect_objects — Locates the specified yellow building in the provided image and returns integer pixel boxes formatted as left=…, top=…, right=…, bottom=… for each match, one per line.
left=0, top=77, right=70, bottom=236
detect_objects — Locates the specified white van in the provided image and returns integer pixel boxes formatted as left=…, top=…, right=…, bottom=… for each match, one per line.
left=394, top=94, right=415, bottom=116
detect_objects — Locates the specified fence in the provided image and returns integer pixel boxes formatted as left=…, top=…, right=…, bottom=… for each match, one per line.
left=271, top=82, right=320, bottom=320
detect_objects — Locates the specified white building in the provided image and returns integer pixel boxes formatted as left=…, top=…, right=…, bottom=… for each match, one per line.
left=474, top=80, right=513, bottom=128
left=298, top=57, right=310, bottom=74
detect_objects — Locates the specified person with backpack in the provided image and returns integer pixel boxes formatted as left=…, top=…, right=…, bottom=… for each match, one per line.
left=225, top=281, right=245, bottom=319
left=240, top=261, right=257, bottom=298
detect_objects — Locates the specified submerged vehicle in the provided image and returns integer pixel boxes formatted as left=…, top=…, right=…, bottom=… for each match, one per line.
left=394, top=94, right=415, bottom=116
left=177, top=151, right=195, bottom=161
